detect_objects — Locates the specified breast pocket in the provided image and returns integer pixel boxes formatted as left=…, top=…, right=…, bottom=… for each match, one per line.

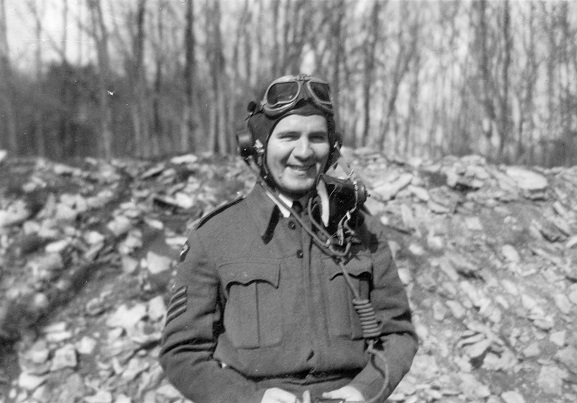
left=323, top=255, right=373, bottom=340
left=218, top=261, right=282, bottom=349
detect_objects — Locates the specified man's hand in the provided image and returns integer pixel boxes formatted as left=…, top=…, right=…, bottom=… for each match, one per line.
left=321, top=385, right=365, bottom=402
left=261, top=388, right=299, bottom=403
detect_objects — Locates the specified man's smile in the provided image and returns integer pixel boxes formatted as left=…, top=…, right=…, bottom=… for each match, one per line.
left=287, top=163, right=315, bottom=172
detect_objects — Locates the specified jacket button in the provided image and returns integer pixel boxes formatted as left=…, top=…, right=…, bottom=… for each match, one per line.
left=288, top=221, right=296, bottom=230
left=296, top=249, right=303, bottom=258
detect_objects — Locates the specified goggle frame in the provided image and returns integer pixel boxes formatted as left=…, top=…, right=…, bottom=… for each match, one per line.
left=260, top=74, right=333, bottom=118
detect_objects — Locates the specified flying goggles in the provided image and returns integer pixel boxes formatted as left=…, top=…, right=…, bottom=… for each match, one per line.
left=259, top=74, right=333, bottom=117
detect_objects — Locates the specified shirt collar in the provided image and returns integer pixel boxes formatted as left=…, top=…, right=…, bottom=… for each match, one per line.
left=250, top=178, right=330, bottom=239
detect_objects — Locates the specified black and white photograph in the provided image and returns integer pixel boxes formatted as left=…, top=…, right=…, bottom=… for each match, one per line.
left=0, top=1, right=576, bottom=402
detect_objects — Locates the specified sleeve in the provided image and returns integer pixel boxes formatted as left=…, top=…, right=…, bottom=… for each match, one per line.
left=159, top=230, right=266, bottom=403
left=348, top=220, right=419, bottom=402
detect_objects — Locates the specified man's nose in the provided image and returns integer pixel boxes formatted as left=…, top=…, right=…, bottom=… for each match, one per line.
left=294, top=138, right=313, bottom=159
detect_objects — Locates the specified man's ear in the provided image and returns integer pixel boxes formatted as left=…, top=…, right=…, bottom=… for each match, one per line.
left=327, top=135, right=342, bottom=168
left=335, top=131, right=343, bottom=148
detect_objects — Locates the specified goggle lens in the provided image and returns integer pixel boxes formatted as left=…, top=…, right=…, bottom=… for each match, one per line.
left=309, top=82, right=331, bottom=103
left=266, top=82, right=299, bottom=106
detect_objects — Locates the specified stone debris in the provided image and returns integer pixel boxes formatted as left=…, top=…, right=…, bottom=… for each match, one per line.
left=1, top=152, right=577, bottom=402
left=501, top=390, right=526, bottom=403
left=77, top=336, right=98, bottom=355
left=147, top=296, right=167, bottom=322
left=18, top=373, right=47, bottom=391
left=84, top=390, right=113, bottom=403
left=555, top=346, right=577, bottom=371
left=50, top=344, right=78, bottom=371
left=372, top=172, right=413, bottom=201
left=145, top=251, right=172, bottom=275
left=501, top=244, right=521, bottom=262
left=505, top=166, right=548, bottom=192
left=537, top=365, right=568, bottom=395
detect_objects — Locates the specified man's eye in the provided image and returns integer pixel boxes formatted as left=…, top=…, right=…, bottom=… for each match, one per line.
left=310, top=133, right=328, bottom=142
left=276, top=132, right=298, bottom=140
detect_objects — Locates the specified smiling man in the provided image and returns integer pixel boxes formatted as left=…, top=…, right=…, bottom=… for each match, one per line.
left=160, top=75, right=417, bottom=403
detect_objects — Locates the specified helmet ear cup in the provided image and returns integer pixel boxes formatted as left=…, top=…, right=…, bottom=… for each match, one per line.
left=236, top=129, right=254, bottom=159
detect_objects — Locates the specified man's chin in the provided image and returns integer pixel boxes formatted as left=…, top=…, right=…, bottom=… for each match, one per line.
left=279, top=185, right=315, bottom=200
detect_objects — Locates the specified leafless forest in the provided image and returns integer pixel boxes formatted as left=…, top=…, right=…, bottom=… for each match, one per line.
left=0, top=0, right=576, bottom=166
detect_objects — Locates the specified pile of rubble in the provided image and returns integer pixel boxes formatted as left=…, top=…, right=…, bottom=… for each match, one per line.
left=0, top=149, right=575, bottom=403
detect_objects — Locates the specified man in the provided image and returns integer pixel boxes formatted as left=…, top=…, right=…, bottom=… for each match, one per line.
left=160, top=74, right=417, bottom=403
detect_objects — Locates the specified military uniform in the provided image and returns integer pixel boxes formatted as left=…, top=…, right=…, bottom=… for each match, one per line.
left=159, top=184, right=417, bottom=403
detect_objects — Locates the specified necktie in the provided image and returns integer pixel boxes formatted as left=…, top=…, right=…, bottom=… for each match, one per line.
left=292, top=201, right=303, bottom=215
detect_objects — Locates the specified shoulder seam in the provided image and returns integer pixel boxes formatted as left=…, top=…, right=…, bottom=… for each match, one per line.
left=195, top=195, right=244, bottom=229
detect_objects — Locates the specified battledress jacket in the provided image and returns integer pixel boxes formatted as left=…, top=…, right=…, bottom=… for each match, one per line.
left=159, top=184, right=418, bottom=403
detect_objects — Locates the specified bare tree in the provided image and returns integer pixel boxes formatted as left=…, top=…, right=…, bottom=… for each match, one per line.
left=271, top=0, right=282, bottom=77
left=1, top=0, right=577, bottom=165
left=205, top=0, right=228, bottom=154
left=87, top=0, right=113, bottom=159
left=361, top=0, right=382, bottom=147
left=27, top=0, right=46, bottom=157
left=499, top=0, right=512, bottom=160
left=474, top=0, right=498, bottom=154
left=148, top=0, right=166, bottom=156
left=131, top=0, right=149, bottom=156
left=182, top=0, right=197, bottom=152
left=60, top=0, right=76, bottom=158
left=330, top=0, right=346, bottom=131
left=0, top=0, right=17, bottom=153
left=404, top=9, right=422, bottom=157
left=379, top=2, right=419, bottom=152
left=558, top=1, right=575, bottom=165
left=513, top=2, right=538, bottom=163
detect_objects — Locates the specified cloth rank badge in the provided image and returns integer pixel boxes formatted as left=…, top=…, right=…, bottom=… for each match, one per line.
left=165, top=285, right=187, bottom=325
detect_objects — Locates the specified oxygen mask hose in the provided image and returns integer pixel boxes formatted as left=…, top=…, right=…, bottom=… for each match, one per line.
left=335, top=258, right=389, bottom=403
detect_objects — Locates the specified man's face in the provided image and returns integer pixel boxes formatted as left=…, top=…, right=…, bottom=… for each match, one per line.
left=266, top=114, right=330, bottom=199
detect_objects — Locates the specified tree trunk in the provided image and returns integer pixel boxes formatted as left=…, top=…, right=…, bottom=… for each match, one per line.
left=243, top=0, right=253, bottom=86
left=130, top=0, right=149, bottom=157
left=361, top=0, right=381, bottom=147
left=331, top=0, right=345, bottom=132
left=380, top=3, right=418, bottom=152
left=87, top=0, right=113, bottom=159
left=214, top=0, right=228, bottom=154
left=499, top=0, right=511, bottom=160
left=205, top=0, right=228, bottom=154
left=29, top=0, right=46, bottom=157
left=405, top=14, right=421, bottom=158
left=478, top=0, right=498, bottom=152
left=0, top=0, right=17, bottom=153
left=181, top=0, right=201, bottom=153
left=60, top=0, right=76, bottom=158
left=153, top=0, right=171, bottom=155
left=271, top=0, right=281, bottom=77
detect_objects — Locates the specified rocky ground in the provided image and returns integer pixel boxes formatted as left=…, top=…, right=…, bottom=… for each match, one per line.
left=0, top=148, right=576, bottom=403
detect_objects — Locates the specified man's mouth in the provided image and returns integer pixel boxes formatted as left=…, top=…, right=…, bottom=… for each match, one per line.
left=287, top=164, right=314, bottom=172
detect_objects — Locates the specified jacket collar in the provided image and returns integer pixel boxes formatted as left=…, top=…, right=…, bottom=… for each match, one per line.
left=245, top=179, right=330, bottom=242
left=245, top=184, right=281, bottom=242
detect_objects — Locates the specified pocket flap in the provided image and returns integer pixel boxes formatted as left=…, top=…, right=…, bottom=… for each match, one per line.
left=218, top=261, right=280, bottom=289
